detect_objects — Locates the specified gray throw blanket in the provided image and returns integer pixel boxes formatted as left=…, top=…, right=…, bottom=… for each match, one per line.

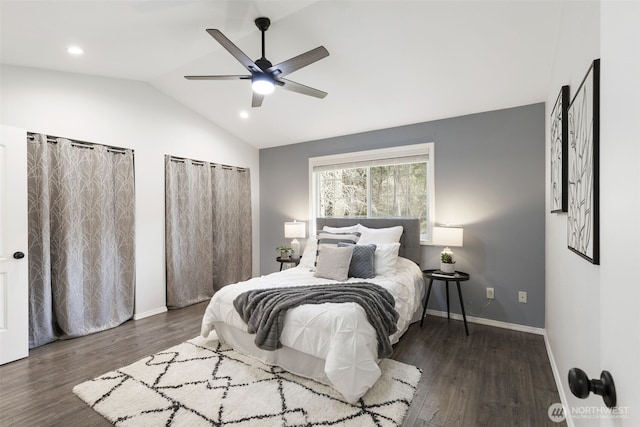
left=233, top=282, right=398, bottom=359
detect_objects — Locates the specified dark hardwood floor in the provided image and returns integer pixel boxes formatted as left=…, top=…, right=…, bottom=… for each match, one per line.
left=0, top=303, right=564, bottom=426
left=395, top=317, right=565, bottom=426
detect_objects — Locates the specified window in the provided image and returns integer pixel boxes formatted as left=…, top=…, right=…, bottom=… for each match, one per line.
left=309, top=143, right=434, bottom=242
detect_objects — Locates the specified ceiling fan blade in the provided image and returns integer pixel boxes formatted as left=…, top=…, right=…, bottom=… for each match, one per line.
left=206, top=29, right=261, bottom=73
left=278, top=78, right=327, bottom=99
left=251, top=92, right=264, bottom=108
left=184, top=75, right=250, bottom=80
left=267, top=46, right=329, bottom=78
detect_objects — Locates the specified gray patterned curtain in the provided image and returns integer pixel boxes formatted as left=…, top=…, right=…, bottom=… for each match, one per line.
left=165, top=158, right=214, bottom=308
left=27, top=134, right=135, bottom=348
left=211, top=165, right=252, bottom=287
left=165, top=156, right=251, bottom=309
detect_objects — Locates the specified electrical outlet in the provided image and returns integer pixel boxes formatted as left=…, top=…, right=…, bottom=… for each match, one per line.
left=486, top=287, right=494, bottom=299
left=518, top=291, right=527, bottom=303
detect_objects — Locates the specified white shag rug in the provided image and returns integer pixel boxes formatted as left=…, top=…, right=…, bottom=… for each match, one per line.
left=73, top=334, right=421, bottom=426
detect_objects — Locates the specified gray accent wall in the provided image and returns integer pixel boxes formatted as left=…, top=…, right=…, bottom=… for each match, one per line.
left=260, top=103, right=545, bottom=328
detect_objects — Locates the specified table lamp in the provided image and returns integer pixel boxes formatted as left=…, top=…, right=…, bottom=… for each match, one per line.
left=284, top=221, right=306, bottom=257
left=432, top=226, right=464, bottom=273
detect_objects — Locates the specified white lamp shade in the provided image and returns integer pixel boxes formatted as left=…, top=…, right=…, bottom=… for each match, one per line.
left=432, top=226, right=464, bottom=247
left=284, top=221, right=306, bottom=239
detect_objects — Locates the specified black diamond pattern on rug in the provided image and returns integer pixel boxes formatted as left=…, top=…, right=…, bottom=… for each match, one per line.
left=73, top=334, right=421, bottom=426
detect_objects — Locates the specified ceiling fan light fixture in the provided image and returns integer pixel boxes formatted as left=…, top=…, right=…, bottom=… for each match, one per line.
left=251, top=74, right=275, bottom=95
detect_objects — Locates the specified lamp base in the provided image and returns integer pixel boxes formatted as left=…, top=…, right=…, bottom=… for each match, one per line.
left=290, top=239, right=300, bottom=257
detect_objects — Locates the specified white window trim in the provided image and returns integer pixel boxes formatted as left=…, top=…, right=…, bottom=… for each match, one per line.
left=308, top=143, right=435, bottom=244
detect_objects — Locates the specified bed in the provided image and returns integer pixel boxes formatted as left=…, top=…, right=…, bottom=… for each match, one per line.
left=200, top=218, right=425, bottom=402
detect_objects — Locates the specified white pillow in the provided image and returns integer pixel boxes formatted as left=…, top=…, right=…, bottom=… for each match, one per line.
left=299, top=238, right=318, bottom=270
left=358, top=225, right=403, bottom=245
left=314, top=244, right=354, bottom=281
left=375, top=242, right=401, bottom=276
left=322, top=224, right=362, bottom=233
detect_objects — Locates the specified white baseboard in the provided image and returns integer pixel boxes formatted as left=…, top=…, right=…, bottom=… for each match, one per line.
left=424, top=309, right=545, bottom=335
left=543, top=331, right=574, bottom=427
left=133, top=306, right=167, bottom=320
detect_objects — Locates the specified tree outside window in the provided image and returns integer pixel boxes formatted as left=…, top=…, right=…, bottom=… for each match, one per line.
left=316, top=161, right=428, bottom=236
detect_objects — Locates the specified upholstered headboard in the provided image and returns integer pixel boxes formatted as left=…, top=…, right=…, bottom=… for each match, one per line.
left=316, top=217, right=421, bottom=265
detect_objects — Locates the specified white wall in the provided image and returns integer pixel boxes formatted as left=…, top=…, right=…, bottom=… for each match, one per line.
left=546, top=1, right=640, bottom=425
left=0, top=65, right=260, bottom=318
left=545, top=3, right=601, bottom=422
left=599, top=1, right=640, bottom=424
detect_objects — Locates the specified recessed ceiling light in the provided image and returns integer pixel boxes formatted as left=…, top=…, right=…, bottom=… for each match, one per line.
left=239, top=111, right=249, bottom=119
left=67, top=46, right=84, bottom=56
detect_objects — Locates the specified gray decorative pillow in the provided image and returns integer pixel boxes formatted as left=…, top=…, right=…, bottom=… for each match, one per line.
left=338, top=243, right=377, bottom=279
left=315, top=230, right=361, bottom=267
left=314, top=245, right=354, bottom=281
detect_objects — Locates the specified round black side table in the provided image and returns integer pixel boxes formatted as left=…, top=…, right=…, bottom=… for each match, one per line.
left=420, top=269, right=470, bottom=335
left=277, top=256, right=300, bottom=271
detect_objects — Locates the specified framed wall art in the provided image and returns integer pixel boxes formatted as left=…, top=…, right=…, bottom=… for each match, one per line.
left=567, top=59, right=600, bottom=264
left=550, top=85, right=569, bottom=213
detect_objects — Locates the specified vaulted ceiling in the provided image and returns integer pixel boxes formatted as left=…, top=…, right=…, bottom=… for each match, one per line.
left=0, top=1, right=562, bottom=148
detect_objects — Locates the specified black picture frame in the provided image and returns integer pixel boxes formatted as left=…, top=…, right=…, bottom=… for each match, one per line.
left=567, top=59, right=599, bottom=264
left=550, top=85, right=569, bottom=213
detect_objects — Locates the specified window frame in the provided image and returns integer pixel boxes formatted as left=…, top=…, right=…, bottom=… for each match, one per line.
left=308, top=143, right=435, bottom=244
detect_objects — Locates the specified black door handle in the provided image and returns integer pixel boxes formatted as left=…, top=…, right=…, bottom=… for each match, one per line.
left=13, top=251, right=25, bottom=259
left=568, top=368, right=616, bottom=408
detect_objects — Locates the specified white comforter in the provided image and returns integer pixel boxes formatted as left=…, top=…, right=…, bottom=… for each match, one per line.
left=201, top=257, right=424, bottom=402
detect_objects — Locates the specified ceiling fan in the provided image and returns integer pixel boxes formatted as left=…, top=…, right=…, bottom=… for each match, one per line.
left=185, top=17, right=329, bottom=108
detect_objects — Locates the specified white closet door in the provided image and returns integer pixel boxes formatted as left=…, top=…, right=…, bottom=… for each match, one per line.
left=0, top=125, right=28, bottom=365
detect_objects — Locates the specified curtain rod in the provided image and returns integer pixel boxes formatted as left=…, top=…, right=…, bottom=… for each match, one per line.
left=169, top=155, right=247, bottom=172
left=27, top=132, right=130, bottom=155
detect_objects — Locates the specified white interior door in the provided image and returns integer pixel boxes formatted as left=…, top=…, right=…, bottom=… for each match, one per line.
left=0, top=125, right=28, bottom=365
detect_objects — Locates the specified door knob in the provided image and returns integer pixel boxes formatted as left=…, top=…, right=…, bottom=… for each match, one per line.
left=13, top=251, right=25, bottom=259
left=568, top=368, right=616, bottom=408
